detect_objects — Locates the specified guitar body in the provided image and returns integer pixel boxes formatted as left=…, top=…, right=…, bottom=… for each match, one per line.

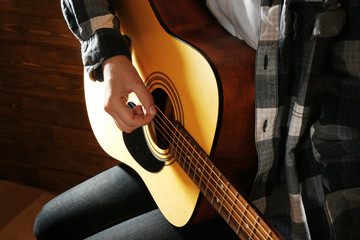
left=85, top=0, right=257, bottom=228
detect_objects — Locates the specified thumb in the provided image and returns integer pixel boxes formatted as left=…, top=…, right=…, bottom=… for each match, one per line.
left=134, top=83, right=157, bottom=116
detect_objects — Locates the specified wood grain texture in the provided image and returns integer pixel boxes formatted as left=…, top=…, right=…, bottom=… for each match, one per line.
left=0, top=0, right=118, bottom=193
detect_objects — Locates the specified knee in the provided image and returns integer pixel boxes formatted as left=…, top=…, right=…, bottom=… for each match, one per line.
left=33, top=202, right=64, bottom=240
left=33, top=204, right=53, bottom=240
left=33, top=206, right=46, bottom=239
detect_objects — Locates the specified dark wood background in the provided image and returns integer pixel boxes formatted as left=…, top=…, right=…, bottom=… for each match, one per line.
left=0, top=0, right=119, bottom=193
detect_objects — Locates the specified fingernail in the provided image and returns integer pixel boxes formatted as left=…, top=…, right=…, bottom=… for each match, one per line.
left=149, top=105, right=157, bottom=115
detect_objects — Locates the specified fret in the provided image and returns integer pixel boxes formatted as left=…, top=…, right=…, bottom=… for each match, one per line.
left=218, top=181, right=230, bottom=214
left=227, top=191, right=238, bottom=224
left=183, top=132, right=194, bottom=177
left=199, top=172, right=208, bottom=193
left=193, top=145, right=203, bottom=187
left=184, top=140, right=192, bottom=177
left=200, top=152, right=211, bottom=193
left=250, top=215, right=260, bottom=239
left=187, top=156, right=195, bottom=179
left=172, top=128, right=181, bottom=166
left=188, top=140, right=197, bottom=179
left=237, top=203, right=249, bottom=235
left=198, top=162, right=205, bottom=191
left=211, top=172, right=221, bottom=207
left=203, top=164, right=214, bottom=197
left=193, top=146, right=201, bottom=183
left=178, top=129, right=187, bottom=170
left=180, top=129, right=189, bottom=172
left=266, top=230, right=273, bottom=240
left=192, top=148, right=198, bottom=182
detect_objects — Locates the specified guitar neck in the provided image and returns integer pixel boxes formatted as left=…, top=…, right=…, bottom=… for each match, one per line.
left=169, top=123, right=282, bottom=240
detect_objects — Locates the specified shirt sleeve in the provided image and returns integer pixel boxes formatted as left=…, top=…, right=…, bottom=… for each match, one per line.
left=61, top=0, right=131, bottom=81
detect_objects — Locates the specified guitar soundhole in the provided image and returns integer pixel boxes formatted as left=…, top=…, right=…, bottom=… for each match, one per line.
left=149, top=88, right=175, bottom=150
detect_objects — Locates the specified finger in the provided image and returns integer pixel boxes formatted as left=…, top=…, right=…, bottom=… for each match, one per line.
left=133, top=82, right=157, bottom=117
left=128, top=104, right=154, bottom=128
left=132, top=105, right=144, bottom=115
left=106, top=99, right=153, bottom=133
left=104, top=100, right=136, bottom=133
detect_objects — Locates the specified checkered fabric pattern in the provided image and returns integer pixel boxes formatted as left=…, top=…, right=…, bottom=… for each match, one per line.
left=61, top=0, right=131, bottom=80
left=252, top=0, right=360, bottom=239
left=61, top=1, right=360, bottom=239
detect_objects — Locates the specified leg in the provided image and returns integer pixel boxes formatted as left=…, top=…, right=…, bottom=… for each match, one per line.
left=85, top=209, right=184, bottom=240
left=34, top=164, right=157, bottom=239
left=34, top=164, right=238, bottom=239
left=85, top=209, right=238, bottom=240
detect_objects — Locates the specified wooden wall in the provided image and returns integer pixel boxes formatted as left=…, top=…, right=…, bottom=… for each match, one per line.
left=0, top=0, right=119, bottom=193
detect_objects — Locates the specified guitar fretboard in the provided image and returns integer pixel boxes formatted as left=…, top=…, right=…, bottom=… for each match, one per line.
left=169, top=123, right=282, bottom=240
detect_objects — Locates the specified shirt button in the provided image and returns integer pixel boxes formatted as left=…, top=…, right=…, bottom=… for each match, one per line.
left=263, top=119, right=268, bottom=132
left=264, top=55, right=268, bottom=70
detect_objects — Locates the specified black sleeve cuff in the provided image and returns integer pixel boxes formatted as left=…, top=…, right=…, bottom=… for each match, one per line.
left=81, top=28, right=131, bottom=81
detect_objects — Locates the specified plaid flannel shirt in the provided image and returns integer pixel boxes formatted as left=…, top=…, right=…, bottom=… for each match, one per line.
left=61, top=0, right=360, bottom=239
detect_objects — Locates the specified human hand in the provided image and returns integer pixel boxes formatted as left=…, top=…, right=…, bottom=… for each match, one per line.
left=102, top=55, right=156, bottom=133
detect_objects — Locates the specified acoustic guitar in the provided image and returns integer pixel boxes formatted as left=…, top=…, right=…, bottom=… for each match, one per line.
left=84, top=0, right=283, bottom=239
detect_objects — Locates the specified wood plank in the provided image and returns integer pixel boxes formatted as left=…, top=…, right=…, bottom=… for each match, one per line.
left=0, top=138, right=118, bottom=178
left=0, top=12, right=79, bottom=49
left=0, top=92, right=90, bottom=129
left=0, top=64, right=84, bottom=103
left=0, top=0, right=62, bottom=19
left=0, top=160, right=92, bottom=193
left=0, top=41, right=83, bottom=76
left=0, top=116, right=105, bottom=155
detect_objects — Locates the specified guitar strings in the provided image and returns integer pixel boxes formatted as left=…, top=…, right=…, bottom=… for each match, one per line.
left=151, top=115, right=265, bottom=240
left=151, top=109, right=269, bottom=239
left=151, top=108, right=274, bottom=240
left=151, top=108, right=254, bottom=219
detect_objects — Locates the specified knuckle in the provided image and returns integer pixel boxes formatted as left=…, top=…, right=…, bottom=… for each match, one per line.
left=103, top=104, right=111, bottom=114
left=103, top=98, right=113, bottom=112
left=103, top=96, right=119, bottom=113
